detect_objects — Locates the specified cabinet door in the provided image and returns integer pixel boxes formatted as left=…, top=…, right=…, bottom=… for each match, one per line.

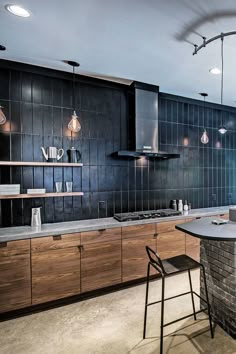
left=32, top=234, right=81, bottom=304
left=157, top=231, right=185, bottom=260
left=122, top=234, right=157, bottom=282
left=186, top=235, right=200, bottom=262
left=0, top=240, right=31, bottom=313
left=81, top=240, right=121, bottom=292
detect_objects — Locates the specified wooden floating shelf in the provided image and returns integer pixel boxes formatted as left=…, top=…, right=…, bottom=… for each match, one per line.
left=0, top=192, right=84, bottom=200
left=0, top=161, right=83, bottom=167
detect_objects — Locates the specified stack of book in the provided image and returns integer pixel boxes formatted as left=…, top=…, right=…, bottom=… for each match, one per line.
left=0, top=184, right=20, bottom=195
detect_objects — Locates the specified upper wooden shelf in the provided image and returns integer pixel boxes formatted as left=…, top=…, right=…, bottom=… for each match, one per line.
left=0, top=161, right=83, bottom=167
left=0, top=192, right=84, bottom=200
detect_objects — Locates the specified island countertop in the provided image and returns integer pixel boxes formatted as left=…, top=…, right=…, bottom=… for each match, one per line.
left=0, top=206, right=230, bottom=243
left=176, top=216, right=236, bottom=241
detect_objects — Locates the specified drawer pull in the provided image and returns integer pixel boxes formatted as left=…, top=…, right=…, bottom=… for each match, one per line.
left=153, top=233, right=159, bottom=238
left=98, top=229, right=106, bottom=232
left=77, top=245, right=84, bottom=251
left=0, top=242, right=7, bottom=248
left=196, top=217, right=201, bottom=219
left=53, top=235, right=62, bottom=241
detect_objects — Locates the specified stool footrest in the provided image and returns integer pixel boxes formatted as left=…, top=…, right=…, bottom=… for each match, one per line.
left=146, top=291, right=191, bottom=307
left=163, top=308, right=207, bottom=327
left=193, top=291, right=207, bottom=304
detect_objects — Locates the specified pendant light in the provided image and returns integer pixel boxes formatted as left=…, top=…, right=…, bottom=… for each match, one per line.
left=67, top=61, right=81, bottom=133
left=0, top=105, right=6, bottom=125
left=200, top=93, right=209, bottom=144
left=218, top=35, right=227, bottom=134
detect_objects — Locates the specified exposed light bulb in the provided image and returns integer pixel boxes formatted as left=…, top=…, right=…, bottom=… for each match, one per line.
left=201, top=129, right=209, bottom=144
left=0, top=106, right=6, bottom=125
left=209, top=67, right=221, bottom=75
left=218, top=127, right=227, bottom=134
left=68, top=111, right=81, bottom=132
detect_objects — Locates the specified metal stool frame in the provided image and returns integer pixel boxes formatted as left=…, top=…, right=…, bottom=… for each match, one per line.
left=143, top=246, right=214, bottom=354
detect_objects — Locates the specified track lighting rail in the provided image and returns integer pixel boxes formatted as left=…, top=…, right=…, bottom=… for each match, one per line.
left=193, top=31, right=236, bottom=55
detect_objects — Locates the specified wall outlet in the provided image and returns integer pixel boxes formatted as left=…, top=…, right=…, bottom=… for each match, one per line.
left=98, top=201, right=107, bottom=218
left=211, top=194, right=217, bottom=202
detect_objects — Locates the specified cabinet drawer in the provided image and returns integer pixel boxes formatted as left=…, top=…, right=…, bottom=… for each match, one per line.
left=157, top=219, right=186, bottom=234
left=0, top=239, right=30, bottom=257
left=31, top=233, right=80, bottom=252
left=81, top=227, right=121, bottom=245
left=122, top=223, right=156, bottom=240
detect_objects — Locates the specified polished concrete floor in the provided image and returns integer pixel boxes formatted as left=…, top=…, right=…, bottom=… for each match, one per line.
left=0, top=270, right=236, bottom=354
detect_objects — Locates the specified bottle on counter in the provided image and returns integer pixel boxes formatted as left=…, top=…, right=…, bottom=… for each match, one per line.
left=178, top=199, right=183, bottom=213
left=172, top=200, right=177, bottom=211
left=184, top=200, right=188, bottom=211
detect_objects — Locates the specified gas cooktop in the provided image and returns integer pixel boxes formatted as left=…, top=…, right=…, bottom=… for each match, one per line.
left=113, top=209, right=181, bottom=222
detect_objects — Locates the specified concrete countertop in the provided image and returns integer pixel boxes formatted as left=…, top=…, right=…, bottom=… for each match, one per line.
left=176, top=217, right=236, bottom=241
left=0, top=206, right=230, bottom=243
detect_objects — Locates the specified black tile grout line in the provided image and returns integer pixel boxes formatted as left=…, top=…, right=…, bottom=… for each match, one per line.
left=1, top=103, right=236, bottom=128
left=0, top=98, right=119, bottom=114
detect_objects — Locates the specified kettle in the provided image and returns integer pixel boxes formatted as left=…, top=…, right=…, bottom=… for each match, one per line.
left=67, top=147, right=81, bottom=163
left=31, top=207, right=41, bottom=227
left=41, top=146, right=64, bottom=162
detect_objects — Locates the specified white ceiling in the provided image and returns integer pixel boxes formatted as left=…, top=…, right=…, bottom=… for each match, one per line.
left=1, top=0, right=236, bottom=106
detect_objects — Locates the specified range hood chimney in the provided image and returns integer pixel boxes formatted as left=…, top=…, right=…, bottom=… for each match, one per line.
left=115, top=81, right=180, bottom=159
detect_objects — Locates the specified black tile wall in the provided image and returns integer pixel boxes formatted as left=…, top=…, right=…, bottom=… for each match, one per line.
left=0, top=61, right=236, bottom=226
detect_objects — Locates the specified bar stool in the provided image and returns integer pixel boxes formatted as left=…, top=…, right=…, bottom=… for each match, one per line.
left=143, top=246, right=214, bottom=354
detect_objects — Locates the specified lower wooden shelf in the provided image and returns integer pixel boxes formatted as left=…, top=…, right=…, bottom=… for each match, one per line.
left=0, top=192, right=84, bottom=199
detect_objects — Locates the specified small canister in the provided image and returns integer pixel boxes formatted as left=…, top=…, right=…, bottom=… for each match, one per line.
left=172, top=200, right=177, bottom=211
left=229, top=207, right=236, bottom=222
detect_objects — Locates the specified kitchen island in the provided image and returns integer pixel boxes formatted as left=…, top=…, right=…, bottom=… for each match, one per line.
left=176, top=217, right=236, bottom=338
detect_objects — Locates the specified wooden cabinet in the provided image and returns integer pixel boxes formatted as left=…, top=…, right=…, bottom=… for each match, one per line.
left=156, top=219, right=186, bottom=260
left=32, top=233, right=81, bottom=304
left=0, top=240, right=31, bottom=313
left=184, top=218, right=200, bottom=262
left=1, top=212, right=225, bottom=314
left=186, top=234, right=200, bottom=262
left=81, top=228, right=121, bottom=292
left=122, top=224, right=157, bottom=282
left=157, top=231, right=186, bottom=260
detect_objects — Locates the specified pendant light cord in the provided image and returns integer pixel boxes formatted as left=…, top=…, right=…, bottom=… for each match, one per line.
left=73, top=65, right=75, bottom=112
left=221, top=35, right=224, bottom=105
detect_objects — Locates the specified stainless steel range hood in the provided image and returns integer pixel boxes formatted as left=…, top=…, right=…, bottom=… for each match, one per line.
left=115, top=81, right=180, bottom=159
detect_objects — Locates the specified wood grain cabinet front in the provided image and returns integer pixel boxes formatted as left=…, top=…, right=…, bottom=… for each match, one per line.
left=0, top=240, right=31, bottom=313
left=156, top=219, right=186, bottom=260
left=184, top=218, right=200, bottom=262
left=80, top=228, right=122, bottom=292
left=122, top=224, right=157, bottom=282
left=31, top=233, right=81, bottom=305
left=185, top=234, right=200, bottom=262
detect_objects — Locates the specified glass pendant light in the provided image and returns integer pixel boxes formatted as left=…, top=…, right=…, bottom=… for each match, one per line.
left=201, top=129, right=209, bottom=144
left=218, top=126, right=227, bottom=134
left=199, top=93, right=209, bottom=144
left=0, top=105, right=6, bottom=125
left=67, top=61, right=81, bottom=133
left=218, top=36, right=227, bottom=134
